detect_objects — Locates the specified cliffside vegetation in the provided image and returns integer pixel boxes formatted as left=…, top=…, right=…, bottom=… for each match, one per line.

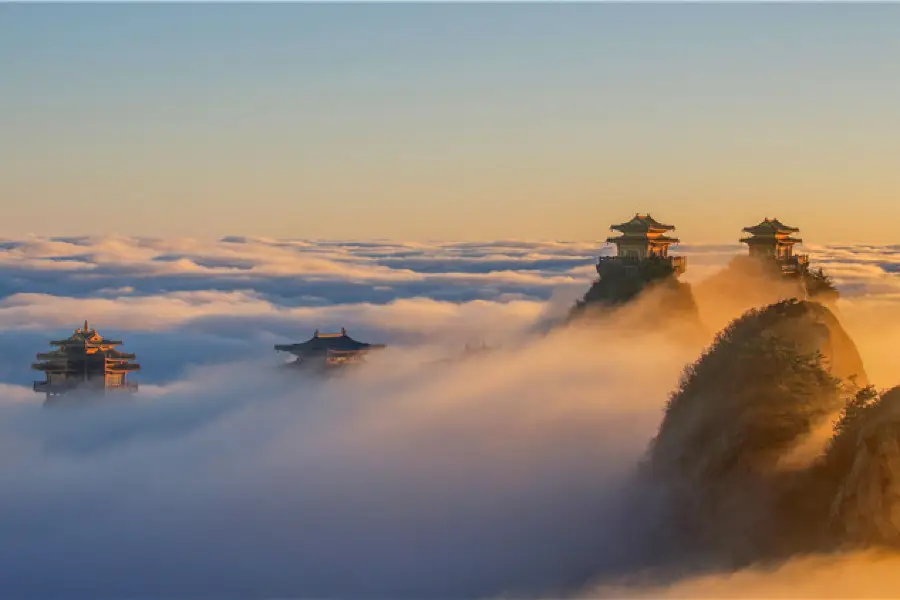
left=804, top=267, right=840, bottom=302
left=820, top=386, right=900, bottom=548
left=643, top=299, right=880, bottom=566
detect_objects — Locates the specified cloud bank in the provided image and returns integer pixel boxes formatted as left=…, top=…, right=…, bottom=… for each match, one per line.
left=0, top=236, right=898, bottom=598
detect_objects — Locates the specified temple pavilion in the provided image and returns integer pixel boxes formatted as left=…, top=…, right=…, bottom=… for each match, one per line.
left=275, top=328, right=386, bottom=370
left=740, top=218, right=810, bottom=275
left=598, top=213, right=687, bottom=276
left=32, top=321, right=140, bottom=399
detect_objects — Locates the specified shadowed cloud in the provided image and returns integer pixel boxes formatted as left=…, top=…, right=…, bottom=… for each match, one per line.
left=0, top=235, right=898, bottom=598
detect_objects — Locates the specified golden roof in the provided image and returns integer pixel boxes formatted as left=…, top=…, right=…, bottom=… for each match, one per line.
left=742, top=217, right=800, bottom=235
left=610, top=213, right=676, bottom=234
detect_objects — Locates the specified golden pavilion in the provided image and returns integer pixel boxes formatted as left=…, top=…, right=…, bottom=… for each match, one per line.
left=598, top=213, right=687, bottom=276
left=32, top=321, right=140, bottom=399
left=740, top=218, right=810, bottom=275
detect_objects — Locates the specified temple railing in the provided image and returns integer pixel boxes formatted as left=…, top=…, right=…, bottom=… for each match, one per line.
left=596, top=255, right=687, bottom=276
left=33, top=380, right=138, bottom=393
left=325, top=349, right=367, bottom=366
left=778, top=254, right=810, bottom=274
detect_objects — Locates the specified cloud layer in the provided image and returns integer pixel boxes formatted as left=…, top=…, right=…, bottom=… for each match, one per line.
left=0, top=235, right=898, bottom=598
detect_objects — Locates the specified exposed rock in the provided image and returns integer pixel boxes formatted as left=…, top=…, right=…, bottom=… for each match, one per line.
left=644, top=299, right=868, bottom=563
left=568, top=259, right=702, bottom=337
left=825, top=387, right=900, bottom=548
left=757, top=300, right=868, bottom=387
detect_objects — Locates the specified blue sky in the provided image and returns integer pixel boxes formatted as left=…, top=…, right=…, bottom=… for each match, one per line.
left=3, top=4, right=899, bottom=242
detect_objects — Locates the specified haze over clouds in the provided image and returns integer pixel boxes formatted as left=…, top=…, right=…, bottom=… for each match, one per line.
left=0, top=236, right=898, bottom=597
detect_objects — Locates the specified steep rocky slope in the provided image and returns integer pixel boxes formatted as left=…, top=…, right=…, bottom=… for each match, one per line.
left=644, top=299, right=869, bottom=564
left=824, top=386, right=900, bottom=547
left=567, top=260, right=702, bottom=337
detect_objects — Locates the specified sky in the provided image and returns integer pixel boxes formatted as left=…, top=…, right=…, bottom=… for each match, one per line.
left=2, top=4, right=900, bottom=243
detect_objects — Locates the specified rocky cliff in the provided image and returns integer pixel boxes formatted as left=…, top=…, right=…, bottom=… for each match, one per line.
left=823, top=386, right=900, bottom=547
left=567, top=259, right=702, bottom=336
left=644, top=299, right=870, bottom=564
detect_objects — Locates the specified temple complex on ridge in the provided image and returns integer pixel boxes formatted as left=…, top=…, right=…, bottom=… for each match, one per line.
left=274, top=328, right=386, bottom=370
left=32, top=321, right=140, bottom=399
left=740, top=218, right=810, bottom=275
left=598, top=213, right=687, bottom=276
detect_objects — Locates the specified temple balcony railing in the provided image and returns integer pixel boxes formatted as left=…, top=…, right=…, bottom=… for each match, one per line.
left=781, top=263, right=806, bottom=275
left=33, top=380, right=138, bottom=393
left=325, top=349, right=367, bottom=366
left=596, top=255, right=687, bottom=276
left=777, top=254, right=810, bottom=274
left=33, top=380, right=86, bottom=394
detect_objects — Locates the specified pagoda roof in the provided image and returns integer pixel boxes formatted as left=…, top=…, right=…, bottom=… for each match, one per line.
left=274, top=328, right=386, bottom=357
left=610, top=214, right=676, bottom=234
left=607, top=234, right=680, bottom=244
left=740, top=235, right=803, bottom=245
left=49, top=321, right=123, bottom=347
left=36, top=347, right=136, bottom=360
left=742, top=218, right=800, bottom=236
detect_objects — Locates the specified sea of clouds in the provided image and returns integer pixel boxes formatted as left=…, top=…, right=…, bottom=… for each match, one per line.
left=0, top=235, right=898, bottom=598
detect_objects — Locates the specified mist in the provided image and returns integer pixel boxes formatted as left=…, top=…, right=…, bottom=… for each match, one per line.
left=586, top=550, right=900, bottom=598
left=0, top=236, right=898, bottom=597
left=0, top=326, right=694, bottom=598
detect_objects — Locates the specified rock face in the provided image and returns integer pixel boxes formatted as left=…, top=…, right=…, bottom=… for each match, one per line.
left=568, top=261, right=701, bottom=334
left=825, top=387, right=900, bottom=547
left=754, top=299, right=868, bottom=388
left=644, top=299, right=868, bottom=563
left=630, top=296, right=900, bottom=573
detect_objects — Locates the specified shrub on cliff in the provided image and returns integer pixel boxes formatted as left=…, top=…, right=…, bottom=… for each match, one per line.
left=804, top=267, right=840, bottom=302
left=819, top=386, right=900, bottom=547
